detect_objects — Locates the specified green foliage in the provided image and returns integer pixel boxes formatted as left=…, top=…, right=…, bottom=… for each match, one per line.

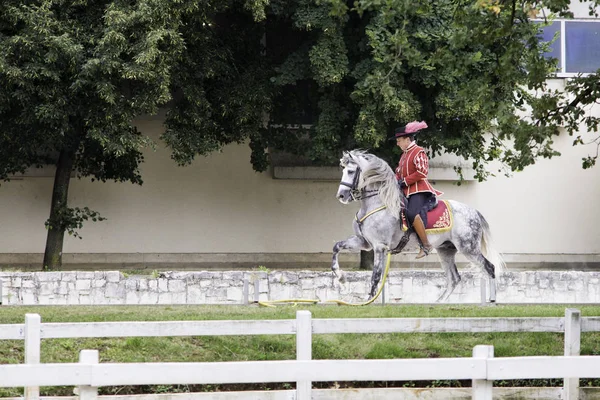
left=44, top=206, right=106, bottom=239
left=248, top=0, right=600, bottom=177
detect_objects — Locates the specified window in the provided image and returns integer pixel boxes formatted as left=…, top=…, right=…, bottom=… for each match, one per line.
left=538, top=19, right=600, bottom=76
left=565, top=21, right=600, bottom=73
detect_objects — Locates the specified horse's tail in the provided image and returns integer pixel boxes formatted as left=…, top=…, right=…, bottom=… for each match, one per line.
left=477, top=211, right=506, bottom=273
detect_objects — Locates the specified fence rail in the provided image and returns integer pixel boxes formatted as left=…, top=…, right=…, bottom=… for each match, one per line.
left=8, top=316, right=600, bottom=340
left=1, top=350, right=600, bottom=398
left=0, top=308, right=597, bottom=400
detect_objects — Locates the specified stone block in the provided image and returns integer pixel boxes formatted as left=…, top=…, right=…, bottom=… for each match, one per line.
left=51, top=295, right=68, bottom=305
left=157, top=293, right=173, bottom=304
left=39, top=282, right=57, bottom=295
left=302, top=279, right=316, bottom=290
left=139, top=291, right=159, bottom=304
left=22, top=291, right=36, bottom=305
left=168, top=280, right=186, bottom=292
left=21, top=279, right=35, bottom=289
left=106, top=283, right=125, bottom=299
left=189, top=271, right=213, bottom=280
left=149, top=280, right=158, bottom=291
left=158, top=278, right=168, bottom=292
left=125, top=279, right=139, bottom=290
left=214, top=279, right=231, bottom=288
left=227, top=287, right=243, bottom=302
left=107, top=297, right=125, bottom=305
left=77, top=272, right=95, bottom=279
left=187, top=286, right=205, bottom=304
left=79, top=295, right=91, bottom=305
left=93, top=279, right=106, bottom=288
left=91, top=290, right=108, bottom=304
left=37, top=272, right=62, bottom=282
left=200, top=280, right=212, bottom=288
left=76, top=280, right=91, bottom=291
left=223, top=271, right=244, bottom=282
left=106, top=271, right=122, bottom=283
left=206, top=288, right=226, bottom=299
left=126, top=291, right=140, bottom=304
left=171, top=292, right=187, bottom=304
left=139, top=279, right=149, bottom=291
left=38, top=294, right=52, bottom=305
left=57, top=282, right=69, bottom=295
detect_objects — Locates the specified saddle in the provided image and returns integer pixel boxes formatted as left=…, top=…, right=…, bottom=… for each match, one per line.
left=401, top=199, right=453, bottom=233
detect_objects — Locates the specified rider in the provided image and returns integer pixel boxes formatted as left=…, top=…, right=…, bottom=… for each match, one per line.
left=393, top=121, right=443, bottom=259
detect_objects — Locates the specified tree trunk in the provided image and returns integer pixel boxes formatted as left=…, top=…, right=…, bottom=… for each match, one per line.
left=359, top=250, right=374, bottom=270
left=42, top=146, right=76, bottom=271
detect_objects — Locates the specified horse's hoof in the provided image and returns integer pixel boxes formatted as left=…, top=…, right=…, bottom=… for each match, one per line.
left=338, top=272, right=347, bottom=284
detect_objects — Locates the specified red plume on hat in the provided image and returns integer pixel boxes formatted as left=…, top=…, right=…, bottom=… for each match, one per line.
left=393, top=120, right=428, bottom=139
left=404, top=121, right=428, bottom=133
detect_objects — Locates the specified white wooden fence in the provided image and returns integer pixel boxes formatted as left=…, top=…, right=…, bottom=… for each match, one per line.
left=1, top=309, right=600, bottom=400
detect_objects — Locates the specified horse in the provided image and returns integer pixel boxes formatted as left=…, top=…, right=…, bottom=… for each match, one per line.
left=331, top=149, right=504, bottom=302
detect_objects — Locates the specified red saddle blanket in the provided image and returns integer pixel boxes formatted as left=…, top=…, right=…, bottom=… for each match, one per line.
left=402, top=200, right=453, bottom=233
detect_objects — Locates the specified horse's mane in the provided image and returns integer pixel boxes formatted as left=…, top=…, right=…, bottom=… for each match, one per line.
left=341, top=150, right=402, bottom=218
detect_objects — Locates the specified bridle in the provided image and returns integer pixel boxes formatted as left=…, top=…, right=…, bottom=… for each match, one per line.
left=339, top=164, right=379, bottom=201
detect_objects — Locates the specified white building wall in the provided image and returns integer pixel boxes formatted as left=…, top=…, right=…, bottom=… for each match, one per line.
left=0, top=107, right=599, bottom=267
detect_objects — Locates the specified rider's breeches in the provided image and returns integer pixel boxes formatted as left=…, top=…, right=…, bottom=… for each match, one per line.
left=406, top=192, right=434, bottom=227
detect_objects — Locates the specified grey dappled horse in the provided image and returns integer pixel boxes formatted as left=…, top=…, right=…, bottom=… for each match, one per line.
left=332, top=150, right=504, bottom=302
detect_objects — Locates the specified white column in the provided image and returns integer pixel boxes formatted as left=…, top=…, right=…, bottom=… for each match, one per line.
left=472, top=345, right=493, bottom=400
left=489, top=278, right=496, bottom=303
left=480, top=277, right=487, bottom=306
left=296, top=310, right=312, bottom=400
left=78, top=350, right=99, bottom=400
left=242, top=278, right=249, bottom=305
left=564, top=308, right=581, bottom=400
left=24, top=314, right=41, bottom=400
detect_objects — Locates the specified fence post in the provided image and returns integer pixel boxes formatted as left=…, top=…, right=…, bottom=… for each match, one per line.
left=489, top=278, right=496, bottom=303
left=480, top=277, right=487, bottom=306
left=472, top=345, right=493, bottom=400
left=253, top=279, right=260, bottom=303
left=296, top=310, right=312, bottom=400
left=78, top=350, right=99, bottom=400
left=564, top=308, right=581, bottom=400
left=24, top=314, right=41, bottom=400
left=242, top=278, right=249, bottom=305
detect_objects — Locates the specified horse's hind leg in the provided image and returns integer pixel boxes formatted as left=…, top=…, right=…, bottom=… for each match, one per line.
left=436, top=243, right=461, bottom=302
left=332, top=235, right=371, bottom=284
left=461, top=250, right=496, bottom=279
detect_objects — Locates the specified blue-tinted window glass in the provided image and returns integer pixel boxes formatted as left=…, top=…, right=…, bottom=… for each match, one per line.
left=537, top=21, right=561, bottom=69
left=565, top=21, right=600, bottom=73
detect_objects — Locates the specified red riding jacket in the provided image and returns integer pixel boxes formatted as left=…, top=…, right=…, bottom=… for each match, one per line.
left=395, top=142, right=443, bottom=197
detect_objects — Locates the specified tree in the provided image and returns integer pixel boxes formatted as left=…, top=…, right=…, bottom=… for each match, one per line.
left=238, top=0, right=600, bottom=177
left=0, top=0, right=269, bottom=270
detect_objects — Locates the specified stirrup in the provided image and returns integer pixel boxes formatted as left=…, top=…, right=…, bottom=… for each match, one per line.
left=415, top=245, right=432, bottom=259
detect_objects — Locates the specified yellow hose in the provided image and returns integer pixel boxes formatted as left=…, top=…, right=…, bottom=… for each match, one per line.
left=257, top=252, right=392, bottom=307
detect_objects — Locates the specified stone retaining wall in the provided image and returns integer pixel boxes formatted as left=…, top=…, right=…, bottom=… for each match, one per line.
left=1, top=270, right=599, bottom=305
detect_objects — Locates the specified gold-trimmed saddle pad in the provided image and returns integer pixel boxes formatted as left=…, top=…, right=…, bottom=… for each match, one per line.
left=402, top=200, right=453, bottom=234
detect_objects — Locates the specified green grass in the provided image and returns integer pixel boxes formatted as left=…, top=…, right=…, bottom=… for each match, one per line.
left=1, top=304, right=600, bottom=396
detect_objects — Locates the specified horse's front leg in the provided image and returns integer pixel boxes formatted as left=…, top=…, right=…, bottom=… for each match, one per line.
left=369, top=249, right=387, bottom=299
left=332, top=235, right=371, bottom=284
